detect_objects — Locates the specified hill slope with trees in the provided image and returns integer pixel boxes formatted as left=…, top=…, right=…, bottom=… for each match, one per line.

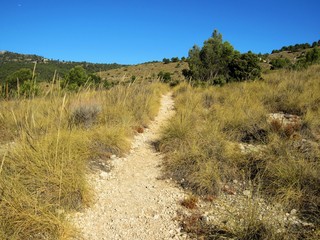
left=0, top=51, right=123, bottom=83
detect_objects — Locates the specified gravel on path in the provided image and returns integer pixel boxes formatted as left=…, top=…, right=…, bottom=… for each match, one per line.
left=70, top=92, right=189, bottom=240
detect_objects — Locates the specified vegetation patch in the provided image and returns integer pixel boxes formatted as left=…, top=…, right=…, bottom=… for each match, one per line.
left=0, top=81, right=167, bottom=239
left=160, top=65, right=320, bottom=239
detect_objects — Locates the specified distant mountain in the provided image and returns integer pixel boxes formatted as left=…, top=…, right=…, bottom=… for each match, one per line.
left=0, top=51, right=124, bottom=82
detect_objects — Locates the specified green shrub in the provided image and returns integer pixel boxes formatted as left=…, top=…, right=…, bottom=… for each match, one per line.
left=270, top=57, right=292, bottom=70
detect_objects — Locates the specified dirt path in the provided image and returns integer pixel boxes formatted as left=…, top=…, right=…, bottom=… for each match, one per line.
left=71, top=92, right=188, bottom=240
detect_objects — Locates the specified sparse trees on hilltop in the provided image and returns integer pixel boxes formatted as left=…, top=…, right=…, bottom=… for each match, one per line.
left=171, top=57, right=180, bottom=62
left=162, top=58, right=170, bottom=64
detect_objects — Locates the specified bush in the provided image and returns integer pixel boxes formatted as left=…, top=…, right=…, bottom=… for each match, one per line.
left=182, top=68, right=192, bottom=81
left=4, top=68, right=33, bottom=97
left=171, top=57, right=179, bottom=62
left=20, top=80, right=40, bottom=97
left=305, top=47, right=320, bottom=64
left=65, top=66, right=87, bottom=87
left=229, top=52, right=262, bottom=81
left=88, top=73, right=101, bottom=86
left=270, top=57, right=292, bottom=70
left=162, top=58, right=170, bottom=64
left=69, top=104, right=101, bottom=128
left=158, top=71, right=172, bottom=83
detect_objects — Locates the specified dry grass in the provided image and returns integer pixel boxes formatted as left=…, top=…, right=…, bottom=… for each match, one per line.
left=0, top=81, right=168, bottom=239
left=99, top=61, right=188, bottom=84
left=181, top=195, right=199, bottom=209
left=160, top=65, right=320, bottom=239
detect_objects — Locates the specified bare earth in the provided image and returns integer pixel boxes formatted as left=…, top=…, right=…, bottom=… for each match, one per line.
left=71, top=92, right=188, bottom=240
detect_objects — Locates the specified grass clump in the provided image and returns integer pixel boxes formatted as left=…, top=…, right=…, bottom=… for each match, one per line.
left=0, top=131, right=88, bottom=239
left=160, top=65, right=320, bottom=239
left=69, top=103, right=101, bottom=128
left=181, top=195, right=199, bottom=209
left=0, top=81, right=167, bottom=239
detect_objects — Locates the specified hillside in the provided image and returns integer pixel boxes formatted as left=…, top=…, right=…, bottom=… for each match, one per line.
left=99, top=46, right=319, bottom=83
left=0, top=51, right=124, bottom=82
left=259, top=44, right=320, bottom=71
left=1, top=45, right=317, bottom=86
left=99, top=61, right=188, bottom=83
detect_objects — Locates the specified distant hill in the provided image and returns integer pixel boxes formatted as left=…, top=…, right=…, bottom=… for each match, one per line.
left=2, top=39, right=318, bottom=85
left=99, top=61, right=188, bottom=83
left=258, top=44, right=320, bottom=72
left=0, top=51, right=46, bottom=63
left=99, top=40, right=320, bottom=83
left=271, top=40, right=320, bottom=54
left=0, top=51, right=124, bottom=82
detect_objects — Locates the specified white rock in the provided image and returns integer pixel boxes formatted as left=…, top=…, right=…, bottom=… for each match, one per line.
left=100, top=171, right=109, bottom=178
left=290, top=209, right=297, bottom=215
left=243, top=190, right=251, bottom=197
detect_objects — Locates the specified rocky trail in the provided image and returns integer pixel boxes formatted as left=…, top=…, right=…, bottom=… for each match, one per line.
left=71, top=92, right=189, bottom=240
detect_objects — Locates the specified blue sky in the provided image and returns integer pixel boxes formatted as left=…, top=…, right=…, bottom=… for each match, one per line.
left=1, top=0, right=319, bottom=64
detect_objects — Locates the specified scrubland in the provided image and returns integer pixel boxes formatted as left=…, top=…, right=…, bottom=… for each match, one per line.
left=1, top=62, right=320, bottom=240
left=160, top=65, right=320, bottom=239
left=0, top=82, right=167, bottom=239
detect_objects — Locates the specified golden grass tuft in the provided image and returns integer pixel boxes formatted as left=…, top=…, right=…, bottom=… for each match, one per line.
left=0, top=81, right=168, bottom=239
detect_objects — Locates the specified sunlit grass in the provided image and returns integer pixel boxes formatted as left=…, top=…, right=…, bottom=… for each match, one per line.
left=0, top=81, right=168, bottom=239
left=160, top=65, right=320, bottom=239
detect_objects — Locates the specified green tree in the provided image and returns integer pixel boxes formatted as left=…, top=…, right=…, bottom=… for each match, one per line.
left=186, top=30, right=261, bottom=84
left=305, top=47, right=320, bottom=64
left=188, top=45, right=202, bottom=80
left=171, top=57, right=179, bottom=62
left=62, top=65, right=88, bottom=90
left=229, top=52, right=261, bottom=81
left=293, top=47, right=320, bottom=70
left=270, top=57, right=292, bottom=70
left=88, top=73, right=102, bottom=85
left=6, top=68, right=33, bottom=90
left=198, top=30, right=235, bottom=80
left=162, top=58, right=170, bottom=64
